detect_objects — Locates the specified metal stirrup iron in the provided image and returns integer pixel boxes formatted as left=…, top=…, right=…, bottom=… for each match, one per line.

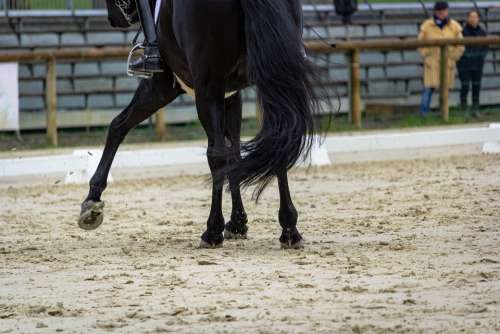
left=127, top=43, right=154, bottom=79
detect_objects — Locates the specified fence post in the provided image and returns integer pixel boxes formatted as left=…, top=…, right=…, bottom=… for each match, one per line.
left=46, top=57, right=58, bottom=146
left=348, top=49, right=362, bottom=128
left=439, top=45, right=449, bottom=122
left=155, top=108, right=167, bottom=141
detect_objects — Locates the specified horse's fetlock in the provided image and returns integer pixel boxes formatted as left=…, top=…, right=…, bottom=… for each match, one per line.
left=279, top=206, right=298, bottom=228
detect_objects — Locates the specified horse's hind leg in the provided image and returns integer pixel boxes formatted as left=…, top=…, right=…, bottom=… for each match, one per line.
left=222, top=92, right=248, bottom=240
left=78, top=73, right=182, bottom=230
left=194, top=85, right=228, bottom=248
left=277, top=168, right=303, bottom=249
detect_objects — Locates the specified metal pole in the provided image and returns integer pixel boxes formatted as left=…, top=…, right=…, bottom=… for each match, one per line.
left=45, top=57, right=58, bottom=146
left=348, top=49, right=362, bottom=128
left=439, top=45, right=449, bottom=122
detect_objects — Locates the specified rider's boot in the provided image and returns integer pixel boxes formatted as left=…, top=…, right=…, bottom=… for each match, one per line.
left=129, top=45, right=163, bottom=73
left=129, top=0, right=163, bottom=75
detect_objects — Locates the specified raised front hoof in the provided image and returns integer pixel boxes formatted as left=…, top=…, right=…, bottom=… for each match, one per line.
left=224, top=222, right=248, bottom=240
left=199, top=231, right=224, bottom=249
left=280, top=228, right=304, bottom=249
left=78, top=200, right=105, bottom=231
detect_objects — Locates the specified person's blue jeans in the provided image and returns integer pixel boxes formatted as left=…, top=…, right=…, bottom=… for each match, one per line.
left=420, top=87, right=434, bottom=115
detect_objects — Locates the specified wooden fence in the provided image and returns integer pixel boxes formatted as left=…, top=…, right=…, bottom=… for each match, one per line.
left=308, top=36, right=500, bottom=128
left=1, top=36, right=500, bottom=146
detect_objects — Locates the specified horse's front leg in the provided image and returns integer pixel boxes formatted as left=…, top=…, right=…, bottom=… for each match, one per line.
left=277, top=168, right=303, bottom=249
left=78, top=73, right=182, bottom=230
left=196, top=85, right=228, bottom=248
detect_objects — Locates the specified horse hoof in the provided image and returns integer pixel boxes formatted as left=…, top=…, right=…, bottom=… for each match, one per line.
left=199, top=240, right=223, bottom=249
left=78, top=201, right=105, bottom=231
left=224, top=228, right=247, bottom=240
left=280, top=239, right=304, bottom=250
left=224, top=230, right=247, bottom=240
left=224, top=222, right=248, bottom=240
left=200, top=230, right=224, bottom=248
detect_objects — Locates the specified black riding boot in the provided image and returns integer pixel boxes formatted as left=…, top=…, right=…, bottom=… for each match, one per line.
left=129, top=0, right=163, bottom=75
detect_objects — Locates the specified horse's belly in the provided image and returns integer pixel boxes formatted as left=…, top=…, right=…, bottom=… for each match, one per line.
left=174, top=74, right=238, bottom=99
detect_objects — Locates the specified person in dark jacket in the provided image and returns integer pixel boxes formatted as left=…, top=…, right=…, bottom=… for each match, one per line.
left=334, top=0, right=358, bottom=24
left=457, top=10, right=488, bottom=118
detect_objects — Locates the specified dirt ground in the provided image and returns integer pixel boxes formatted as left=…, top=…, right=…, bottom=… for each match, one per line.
left=0, top=153, right=499, bottom=333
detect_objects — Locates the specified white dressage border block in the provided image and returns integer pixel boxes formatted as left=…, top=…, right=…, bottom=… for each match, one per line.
left=64, top=147, right=207, bottom=184
left=299, top=137, right=331, bottom=167
left=482, top=142, right=500, bottom=154
left=1, top=124, right=500, bottom=182
left=325, top=124, right=500, bottom=153
left=113, top=147, right=207, bottom=169
left=0, top=146, right=207, bottom=183
left=0, top=153, right=86, bottom=178
left=482, top=123, right=500, bottom=154
left=64, top=149, right=113, bottom=184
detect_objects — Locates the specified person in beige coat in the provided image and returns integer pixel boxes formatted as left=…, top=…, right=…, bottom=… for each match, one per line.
left=418, top=2, right=464, bottom=115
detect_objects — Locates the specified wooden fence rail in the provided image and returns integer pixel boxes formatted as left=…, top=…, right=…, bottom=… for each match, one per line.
left=1, top=36, right=500, bottom=145
left=308, top=36, right=500, bottom=128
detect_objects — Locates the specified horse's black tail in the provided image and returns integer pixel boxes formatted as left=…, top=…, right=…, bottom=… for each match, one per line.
left=236, top=0, right=322, bottom=199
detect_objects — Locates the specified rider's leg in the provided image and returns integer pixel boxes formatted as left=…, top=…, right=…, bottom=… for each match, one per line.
left=129, top=0, right=163, bottom=73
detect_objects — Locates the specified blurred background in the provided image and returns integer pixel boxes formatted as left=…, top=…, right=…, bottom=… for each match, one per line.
left=0, top=0, right=499, bottom=149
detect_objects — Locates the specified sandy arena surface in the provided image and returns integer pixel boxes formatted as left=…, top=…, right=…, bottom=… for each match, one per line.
left=1, top=153, right=499, bottom=333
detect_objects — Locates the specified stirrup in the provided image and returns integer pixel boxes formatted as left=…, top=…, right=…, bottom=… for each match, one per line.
left=127, top=43, right=154, bottom=79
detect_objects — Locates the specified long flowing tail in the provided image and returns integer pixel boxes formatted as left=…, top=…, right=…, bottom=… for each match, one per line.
left=235, top=0, right=323, bottom=199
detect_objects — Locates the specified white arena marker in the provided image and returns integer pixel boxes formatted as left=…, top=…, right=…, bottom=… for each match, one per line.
left=301, top=137, right=331, bottom=167
left=482, top=142, right=500, bottom=154
left=65, top=149, right=113, bottom=185
left=482, top=123, right=500, bottom=154
left=310, top=140, right=331, bottom=166
left=489, top=123, right=500, bottom=129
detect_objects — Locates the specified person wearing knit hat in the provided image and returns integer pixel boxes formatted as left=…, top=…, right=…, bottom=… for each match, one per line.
left=434, top=1, right=449, bottom=12
left=457, top=10, right=489, bottom=119
left=418, top=1, right=464, bottom=115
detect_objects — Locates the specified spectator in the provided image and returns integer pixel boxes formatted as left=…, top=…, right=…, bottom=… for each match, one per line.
left=334, top=0, right=358, bottom=24
left=418, top=2, right=464, bottom=116
left=457, top=10, right=488, bottom=119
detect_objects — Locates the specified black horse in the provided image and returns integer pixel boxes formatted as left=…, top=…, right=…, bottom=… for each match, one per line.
left=78, top=0, right=322, bottom=249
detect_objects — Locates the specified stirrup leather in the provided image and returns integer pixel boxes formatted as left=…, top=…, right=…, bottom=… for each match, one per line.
left=127, top=43, right=154, bottom=79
